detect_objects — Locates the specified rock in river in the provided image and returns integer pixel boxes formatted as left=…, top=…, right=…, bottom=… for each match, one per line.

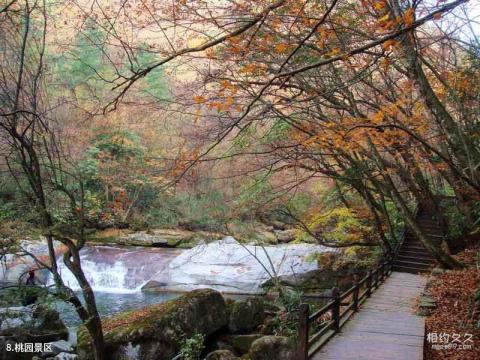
left=77, top=289, right=227, bottom=360
left=0, top=304, right=68, bottom=342
left=143, top=237, right=325, bottom=294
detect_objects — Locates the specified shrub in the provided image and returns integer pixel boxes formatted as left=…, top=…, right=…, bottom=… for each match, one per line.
left=179, top=333, right=205, bottom=360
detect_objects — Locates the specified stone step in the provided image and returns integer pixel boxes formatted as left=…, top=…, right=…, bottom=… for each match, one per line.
left=416, top=216, right=435, bottom=222
left=393, top=259, right=432, bottom=270
left=417, top=220, right=437, bottom=225
left=403, top=239, right=425, bottom=245
left=402, top=245, right=430, bottom=252
left=396, top=255, right=435, bottom=265
left=398, top=250, right=435, bottom=260
left=418, top=230, right=444, bottom=237
left=423, top=234, right=444, bottom=239
left=392, top=265, right=430, bottom=274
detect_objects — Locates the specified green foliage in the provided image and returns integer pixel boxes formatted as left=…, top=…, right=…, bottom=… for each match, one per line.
left=234, top=171, right=274, bottom=212
left=78, top=149, right=100, bottom=179
left=262, top=120, right=291, bottom=143
left=272, top=288, right=302, bottom=338
left=83, top=190, right=104, bottom=220
left=93, top=130, right=145, bottom=161
left=384, top=201, right=405, bottom=245
left=283, top=193, right=312, bottom=218
left=441, top=201, right=468, bottom=239
left=133, top=181, right=228, bottom=231
left=300, top=207, right=373, bottom=245
left=0, top=200, right=15, bottom=221
left=231, top=126, right=255, bottom=150
left=53, top=20, right=112, bottom=99
left=139, top=196, right=180, bottom=229
left=136, top=48, right=170, bottom=100
left=0, top=286, right=50, bottom=308
left=179, top=333, right=205, bottom=360
left=471, top=201, right=480, bottom=233
left=174, top=189, right=227, bottom=231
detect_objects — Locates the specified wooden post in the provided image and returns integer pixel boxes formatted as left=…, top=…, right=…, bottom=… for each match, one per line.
left=352, top=274, right=359, bottom=312
left=296, top=303, right=309, bottom=360
left=331, top=287, right=340, bottom=332
left=379, top=262, right=385, bottom=282
left=389, top=255, right=394, bottom=274
left=373, top=267, right=378, bottom=288
left=366, top=270, right=372, bottom=297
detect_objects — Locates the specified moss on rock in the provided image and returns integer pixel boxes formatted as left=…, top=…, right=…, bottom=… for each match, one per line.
left=249, top=336, right=295, bottom=360
left=77, top=289, right=227, bottom=360
left=227, top=297, right=265, bottom=334
left=205, top=349, right=239, bottom=360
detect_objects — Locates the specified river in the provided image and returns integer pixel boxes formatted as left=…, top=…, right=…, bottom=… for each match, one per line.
left=2, top=238, right=326, bottom=334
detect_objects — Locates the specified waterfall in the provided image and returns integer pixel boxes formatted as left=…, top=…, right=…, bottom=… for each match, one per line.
left=54, top=259, right=145, bottom=294
left=48, top=246, right=181, bottom=294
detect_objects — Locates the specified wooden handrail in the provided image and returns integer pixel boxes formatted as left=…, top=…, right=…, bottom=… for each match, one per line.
left=296, top=249, right=399, bottom=359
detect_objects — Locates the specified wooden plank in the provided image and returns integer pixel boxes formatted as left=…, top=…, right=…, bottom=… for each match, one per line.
left=310, top=272, right=426, bottom=360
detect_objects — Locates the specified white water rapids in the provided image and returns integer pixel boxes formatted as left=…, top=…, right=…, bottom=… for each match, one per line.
left=45, top=238, right=326, bottom=294
left=48, top=246, right=180, bottom=293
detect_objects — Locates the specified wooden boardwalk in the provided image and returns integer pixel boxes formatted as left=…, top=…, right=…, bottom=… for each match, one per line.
left=312, top=272, right=427, bottom=360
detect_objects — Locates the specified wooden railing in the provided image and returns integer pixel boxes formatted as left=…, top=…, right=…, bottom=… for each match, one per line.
left=295, top=255, right=396, bottom=360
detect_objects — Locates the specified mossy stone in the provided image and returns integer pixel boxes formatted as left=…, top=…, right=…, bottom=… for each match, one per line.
left=228, top=297, right=265, bottom=334
left=205, top=350, right=239, bottom=360
left=77, top=289, right=227, bottom=360
left=249, top=336, right=294, bottom=360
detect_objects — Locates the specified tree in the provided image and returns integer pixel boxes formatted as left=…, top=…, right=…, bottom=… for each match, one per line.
left=0, top=1, right=106, bottom=358
left=82, top=0, right=477, bottom=268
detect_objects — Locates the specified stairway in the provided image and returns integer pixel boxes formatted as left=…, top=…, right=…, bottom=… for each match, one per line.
left=393, top=207, right=439, bottom=274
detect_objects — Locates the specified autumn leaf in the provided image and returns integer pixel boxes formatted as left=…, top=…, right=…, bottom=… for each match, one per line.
left=372, top=110, right=384, bottom=123
left=373, top=1, right=386, bottom=10
left=378, top=14, right=390, bottom=23
left=275, top=43, right=288, bottom=53
left=240, top=63, right=258, bottom=74
left=224, top=96, right=234, bottom=110
left=326, top=48, right=341, bottom=57
left=194, top=95, right=206, bottom=104
left=403, top=8, right=414, bottom=26
left=382, top=39, right=397, bottom=51
left=380, top=58, right=390, bottom=71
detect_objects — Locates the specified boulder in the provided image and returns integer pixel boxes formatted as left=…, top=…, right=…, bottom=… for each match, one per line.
left=205, top=350, right=239, bottom=360
left=144, top=238, right=325, bottom=293
left=117, top=230, right=179, bottom=247
left=42, top=339, right=74, bottom=357
left=274, top=229, right=297, bottom=243
left=0, top=304, right=68, bottom=342
left=32, top=304, right=69, bottom=341
left=249, top=336, right=295, bottom=360
left=431, top=267, right=445, bottom=276
left=116, top=229, right=219, bottom=248
left=263, top=268, right=352, bottom=292
left=257, top=316, right=275, bottom=335
left=227, top=297, right=265, bottom=333
left=77, top=289, right=227, bottom=360
left=54, top=353, right=79, bottom=360
left=0, top=239, right=66, bottom=285
left=222, top=334, right=263, bottom=354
